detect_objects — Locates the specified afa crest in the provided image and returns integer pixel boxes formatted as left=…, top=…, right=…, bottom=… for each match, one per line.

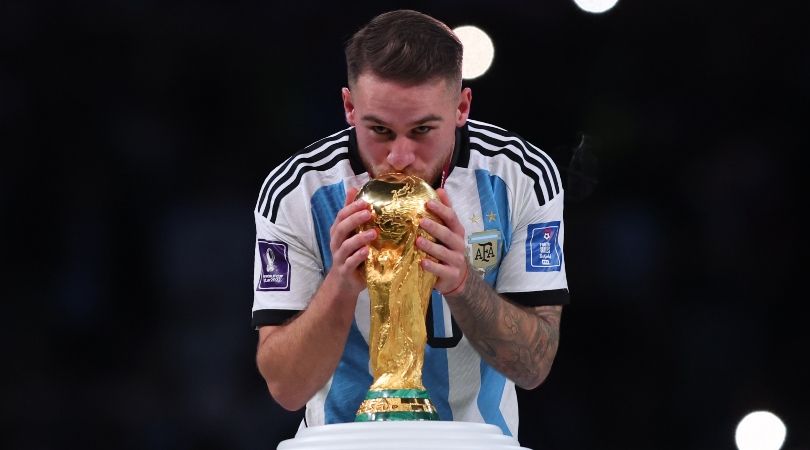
left=467, top=230, right=502, bottom=274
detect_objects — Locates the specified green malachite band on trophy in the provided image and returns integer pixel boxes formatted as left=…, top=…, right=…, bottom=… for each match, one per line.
left=355, top=389, right=440, bottom=422
left=365, top=389, right=430, bottom=400
left=355, top=411, right=440, bottom=422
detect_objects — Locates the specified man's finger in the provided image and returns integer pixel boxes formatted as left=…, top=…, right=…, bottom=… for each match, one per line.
left=331, top=209, right=372, bottom=250
left=334, top=196, right=368, bottom=224
left=427, top=194, right=465, bottom=237
left=345, top=187, right=359, bottom=207
left=333, top=227, right=376, bottom=265
left=416, top=235, right=461, bottom=263
left=420, top=217, right=465, bottom=252
left=436, top=188, right=453, bottom=208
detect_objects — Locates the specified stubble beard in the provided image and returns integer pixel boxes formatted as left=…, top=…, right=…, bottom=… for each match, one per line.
left=360, top=148, right=451, bottom=186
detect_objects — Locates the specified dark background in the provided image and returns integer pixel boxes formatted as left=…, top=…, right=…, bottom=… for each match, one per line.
left=3, top=1, right=809, bottom=449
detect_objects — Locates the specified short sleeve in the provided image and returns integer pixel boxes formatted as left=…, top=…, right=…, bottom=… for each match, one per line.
left=496, top=188, right=569, bottom=307
left=252, top=191, right=324, bottom=328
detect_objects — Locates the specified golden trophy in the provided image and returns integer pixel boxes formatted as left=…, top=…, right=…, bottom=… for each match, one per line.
left=354, top=173, right=441, bottom=421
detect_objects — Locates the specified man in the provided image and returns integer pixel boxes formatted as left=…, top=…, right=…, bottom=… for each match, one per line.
left=253, top=10, right=568, bottom=438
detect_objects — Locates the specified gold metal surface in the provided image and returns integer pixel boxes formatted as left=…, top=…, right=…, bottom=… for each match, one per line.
left=355, top=397, right=439, bottom=415
left=355, top=173, right=439, bottom=391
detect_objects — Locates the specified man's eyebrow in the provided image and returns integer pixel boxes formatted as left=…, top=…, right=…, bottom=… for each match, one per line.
left=359, top=114, right=443, bottom=126
left=360, top=114, right=388, bottom=125
left=411, top=114, right=442, bottom=125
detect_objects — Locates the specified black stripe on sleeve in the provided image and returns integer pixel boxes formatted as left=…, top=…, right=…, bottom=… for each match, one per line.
left=469, top=141, right=547, bottom=206
left=521, top=138, right=561, bottom=195
left=502, top=289, right=570, bottom=307
left=467, top=121, right=563, bottom=196
left=251, top=309, right=302, bottom=328
left=256, top=129, right=351, bottom=215
left=261, top=142, right=348, bottom=219
left=468, top=126, right=552, bottom=182
left=468, top=131, right=555, bottom=200
left=268, top=151, right=350, bottom=222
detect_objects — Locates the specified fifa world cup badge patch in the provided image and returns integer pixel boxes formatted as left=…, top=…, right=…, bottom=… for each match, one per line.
left=525, top=222, right=562, bottom=272
left=467, top=230, right=502, bottom=274
left=256, top=240, right=291, bottom=291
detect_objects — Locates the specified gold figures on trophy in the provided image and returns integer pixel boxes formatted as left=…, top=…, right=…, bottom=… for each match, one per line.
left=354, top=173, right=441, bottom=421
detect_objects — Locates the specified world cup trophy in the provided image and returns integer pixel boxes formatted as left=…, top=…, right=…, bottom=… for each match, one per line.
left=354, top=172, right=440, bottom=421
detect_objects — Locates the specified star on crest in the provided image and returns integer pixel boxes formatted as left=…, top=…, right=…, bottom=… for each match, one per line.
left=487, top=211, right=497, bottom=222
left=469, top=213, right=480, bottom=224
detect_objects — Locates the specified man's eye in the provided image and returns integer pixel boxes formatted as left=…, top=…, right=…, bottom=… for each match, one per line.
left=371, top=126, right=390, bottom=135
left=413, top=126, right=432, bottom=135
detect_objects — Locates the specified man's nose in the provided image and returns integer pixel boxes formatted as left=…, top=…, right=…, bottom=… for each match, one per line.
left=386, top=137, right=416, bottom=171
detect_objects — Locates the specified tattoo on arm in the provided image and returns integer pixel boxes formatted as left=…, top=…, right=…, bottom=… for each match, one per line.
left=446, top=267, right=562, bottom=388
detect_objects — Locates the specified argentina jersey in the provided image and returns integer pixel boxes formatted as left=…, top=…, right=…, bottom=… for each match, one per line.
left=252, top=119, right=569, bottom=438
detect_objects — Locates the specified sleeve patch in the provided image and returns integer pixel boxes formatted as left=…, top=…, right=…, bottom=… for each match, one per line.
left=256, top=240, right=291, bottom=291
left=525, top=222, right=563, bottom=272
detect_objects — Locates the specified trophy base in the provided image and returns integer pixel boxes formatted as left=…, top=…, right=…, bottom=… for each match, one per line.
left=355, top=389, right=439, bottom=421
left=277, top=421, right=533, bottom=449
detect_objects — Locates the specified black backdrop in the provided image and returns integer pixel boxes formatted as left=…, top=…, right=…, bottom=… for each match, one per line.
left=4, top=1, right=809, bottom=449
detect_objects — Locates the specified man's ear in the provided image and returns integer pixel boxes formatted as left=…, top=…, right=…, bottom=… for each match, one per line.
left=342, top=87, right=356, bottom=126
left=456, top=87, right=472, bottom=126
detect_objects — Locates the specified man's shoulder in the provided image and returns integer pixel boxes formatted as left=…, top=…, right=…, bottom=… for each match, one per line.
left=284, top=127, right=355, bottom=165
left=254, top=127, right=362, bottom=222
left=465, top=119, right=532, bottom=147
left=463, top=119, right=564, bottom=206
left=464, top=118, right=553, bottom=170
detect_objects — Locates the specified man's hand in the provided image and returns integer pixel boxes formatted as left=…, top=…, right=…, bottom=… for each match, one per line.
left=416, top=188, right=469, bottom=295
left=414, top=187, right=562, bottom=389
left=327, top=187, right=376, bottom=297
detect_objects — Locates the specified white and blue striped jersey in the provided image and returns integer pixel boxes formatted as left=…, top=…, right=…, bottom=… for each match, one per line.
left=252, top=119, right=569, bottom=438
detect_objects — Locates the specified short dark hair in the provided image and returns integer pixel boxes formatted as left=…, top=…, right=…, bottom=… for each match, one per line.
left=345, top=10, right=463, bottom=87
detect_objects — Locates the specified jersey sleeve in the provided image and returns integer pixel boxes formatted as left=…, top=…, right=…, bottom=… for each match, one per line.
left=252, top=190, right=324, bottom=328
left=495, top=183, right=569, bottom=307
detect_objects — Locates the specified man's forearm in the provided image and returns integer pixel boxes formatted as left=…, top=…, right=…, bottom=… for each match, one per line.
left=444, top=268, right=562, bottom=389
left=256, top=188, right=376, bottom=410
left=256, top=273, right=358, bottom=410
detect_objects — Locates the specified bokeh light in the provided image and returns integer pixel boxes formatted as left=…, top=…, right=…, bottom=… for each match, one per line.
left=573, top=0, right=619, bottom=14
left=735, top=411, right=787, bottom=450
left=453, top=25, right=495, bottom=80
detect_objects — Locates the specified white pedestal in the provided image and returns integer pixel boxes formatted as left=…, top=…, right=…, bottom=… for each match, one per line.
left=276, top=421, right=532, bottom=450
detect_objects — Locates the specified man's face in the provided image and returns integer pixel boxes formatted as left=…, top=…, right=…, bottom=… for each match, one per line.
left=342, top=72, right=472, bottom=184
